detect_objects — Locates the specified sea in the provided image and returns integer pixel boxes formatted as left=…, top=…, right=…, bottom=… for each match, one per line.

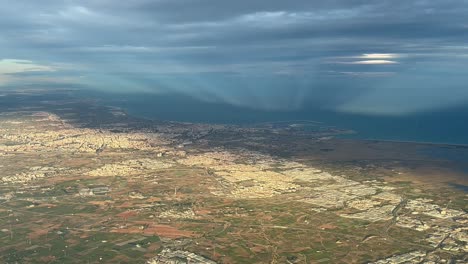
left=82, top=91, right=468, bottom=146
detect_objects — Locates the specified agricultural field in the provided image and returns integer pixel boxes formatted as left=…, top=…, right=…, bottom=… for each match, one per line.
left=0, top=90, right=466, bottom=263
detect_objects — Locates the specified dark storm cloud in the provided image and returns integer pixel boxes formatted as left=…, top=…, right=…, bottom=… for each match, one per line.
left=1, top=0, right=468, bottom=114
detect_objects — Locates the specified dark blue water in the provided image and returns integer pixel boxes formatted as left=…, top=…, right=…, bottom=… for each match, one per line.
left=449, top=183, right=468, bottom=192
left=78, top=91, right=468, bottom=146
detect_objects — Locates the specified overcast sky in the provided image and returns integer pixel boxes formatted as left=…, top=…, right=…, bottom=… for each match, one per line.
left=1, top=0, right=468, bottom=115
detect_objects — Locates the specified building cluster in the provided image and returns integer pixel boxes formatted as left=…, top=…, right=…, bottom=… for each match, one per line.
left=178, top=148, right=467, bottom=259
left=78, top=186, right=111, bottom=196
left=397, top=199, right=467, bottom=252
left=147, top=249, right=217, bottom=264
left=87, top=158, right=173, bottom=177
left=159, top=209, right=197, bottom=219
left=178, top=151, right=304, bottom=198
left=0, top=166, right=60, bottom=184
left=372, top=250, right=466, bottom=263
left=0, top=112, right=170, bottom=153
left=0, top=111, right=466, bottom=263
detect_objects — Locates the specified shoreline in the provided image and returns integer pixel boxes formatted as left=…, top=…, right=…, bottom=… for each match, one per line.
left=337, top=136, right=468, bottom=148
left=120, top=105, right=468, bottom=147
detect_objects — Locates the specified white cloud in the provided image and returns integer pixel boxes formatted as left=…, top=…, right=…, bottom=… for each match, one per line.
left=74, top=45, right=215, bottom=53
left=0, top=59, right=79, bottom=87
left=347, top=60, right=398, bottom=64
left=38, top=5, right=127, bottom=27
left=236, top=8, right=368, bottom=27
left=357, top=53, right=400, bottom=59
left=58, top=6, right=94, bottom=19
left=327, top=53, right=402, bottom=65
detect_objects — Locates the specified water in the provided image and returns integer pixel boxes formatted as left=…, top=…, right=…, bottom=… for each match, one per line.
left=77, top=90, right=468, bottom=145
left=418, top=145, right=468, bottom=174
left=449, top=183, right=468, bottom=192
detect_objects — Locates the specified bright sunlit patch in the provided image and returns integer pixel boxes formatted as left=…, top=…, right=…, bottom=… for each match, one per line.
left=0, top=59, right=56, bottom=74
left=0, top=59, right=67, bottom=87
left=330, top=53, right=401, bottom=65
left=348, top=60, right=398, bottom=65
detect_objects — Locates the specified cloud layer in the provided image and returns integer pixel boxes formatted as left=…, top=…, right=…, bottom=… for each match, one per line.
left=1, top=0, right=468, bottom=115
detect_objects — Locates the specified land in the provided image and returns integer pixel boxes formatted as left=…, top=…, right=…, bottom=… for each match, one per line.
left=0, top=89, right=466, bottom=263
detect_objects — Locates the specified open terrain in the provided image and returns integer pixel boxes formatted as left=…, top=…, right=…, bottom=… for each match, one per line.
left=0, top=90, right=466, bottom=263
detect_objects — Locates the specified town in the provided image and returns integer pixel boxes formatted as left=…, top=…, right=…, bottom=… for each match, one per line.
left=0, top=93, right=466, bottom=263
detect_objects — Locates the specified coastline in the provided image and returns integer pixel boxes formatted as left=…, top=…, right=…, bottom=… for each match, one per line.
left=119, top=104, right=468, bottom=147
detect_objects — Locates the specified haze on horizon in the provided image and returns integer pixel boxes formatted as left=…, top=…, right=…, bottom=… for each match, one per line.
left=1, top=0, right=468, bottom=116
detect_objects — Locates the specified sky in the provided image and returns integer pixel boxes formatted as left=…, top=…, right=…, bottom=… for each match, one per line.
left=0, top=0, right=468, bottom=115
